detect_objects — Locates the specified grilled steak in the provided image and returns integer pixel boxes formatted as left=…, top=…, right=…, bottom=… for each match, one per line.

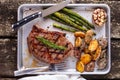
left=27, top=24, right=74, bottom=64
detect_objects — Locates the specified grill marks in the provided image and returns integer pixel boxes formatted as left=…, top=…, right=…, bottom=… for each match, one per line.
left=27, top=24, right=74, bottom=63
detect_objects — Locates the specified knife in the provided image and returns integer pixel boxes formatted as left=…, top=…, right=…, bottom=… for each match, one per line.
left=14, top=66, right=49, bottom=76
left=12, top=0, right=71, bottom=30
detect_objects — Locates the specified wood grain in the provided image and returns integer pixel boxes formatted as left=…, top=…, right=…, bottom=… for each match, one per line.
left=0, top=39, right=17, bottom=77
left=0, top=78, right=16, bottom=80
left=0, top=0, right=120, bottom=79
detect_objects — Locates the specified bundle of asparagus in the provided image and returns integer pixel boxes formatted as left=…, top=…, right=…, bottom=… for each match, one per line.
left=62, top=8, right=95, bottom=29
left=48, top=8, right=95, bottom=32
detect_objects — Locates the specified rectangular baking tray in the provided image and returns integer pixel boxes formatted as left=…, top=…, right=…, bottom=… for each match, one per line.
left=17, top=4, right=111, bottom=75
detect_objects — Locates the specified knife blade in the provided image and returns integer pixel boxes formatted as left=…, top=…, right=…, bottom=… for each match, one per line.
left=14, top=66, right=49, bottom=76
left=12, top=0, right=71, bottom=30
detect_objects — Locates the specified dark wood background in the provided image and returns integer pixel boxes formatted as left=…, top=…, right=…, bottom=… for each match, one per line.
left=0, top=0, right=120, bottom=80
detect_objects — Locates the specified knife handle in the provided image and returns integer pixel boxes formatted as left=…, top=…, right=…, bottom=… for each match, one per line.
left=12, top=12, right=42, bottom=30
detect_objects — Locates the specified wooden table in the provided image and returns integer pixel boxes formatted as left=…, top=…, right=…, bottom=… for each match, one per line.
left=0, top=0, right=120, bottom=80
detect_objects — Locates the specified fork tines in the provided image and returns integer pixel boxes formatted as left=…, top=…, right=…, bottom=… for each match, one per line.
left=49, top=61, right=67, bottom=71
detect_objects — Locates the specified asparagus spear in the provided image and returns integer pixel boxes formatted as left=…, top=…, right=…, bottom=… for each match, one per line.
left=69, top=14, right=91, bottom=29
left=53, top=23, right=77, bottom=32
left=36, top=36, right=66, bottom=50
left=53, top=12, right=87, bottom=31
left=48, top=15, right=66, bottom=24
left=62, top=8, right=95, bottom=29
left=62, top=13, right=83, bottom=26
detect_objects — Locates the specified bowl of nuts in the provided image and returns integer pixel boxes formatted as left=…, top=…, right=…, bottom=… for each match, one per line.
left=92, top=8, right=107, bottom=27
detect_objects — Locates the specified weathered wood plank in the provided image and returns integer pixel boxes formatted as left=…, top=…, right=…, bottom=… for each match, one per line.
left=0, top=0, right=120, bottom=79
left=0, top=39, right=17, bottom=77
left=0, top=78, right=16, bottom=80
left=0, top=1, right=120, bottom=38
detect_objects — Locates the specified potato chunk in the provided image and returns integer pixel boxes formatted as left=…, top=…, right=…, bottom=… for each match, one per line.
left=93, top=46, right=102, bottom=60
left=88, top=39, right=98, bottom=52
left=85, top=61, right=95, bottom=72
left=80, top=54, right=92, bottom=65
left=74, top=31, right=85, bottom=38
left=85, top=30, right=94, bottom=44
left=75, top=37, right=82, bottom=47
left=76, top=61, right=84, bottom=72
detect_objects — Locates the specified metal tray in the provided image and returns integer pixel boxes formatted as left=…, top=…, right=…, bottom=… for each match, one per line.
left=17, top=4, right=111, bottom=75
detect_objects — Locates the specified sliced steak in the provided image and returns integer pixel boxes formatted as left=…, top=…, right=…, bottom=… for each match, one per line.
left=27, top=24, right=74, bottom=64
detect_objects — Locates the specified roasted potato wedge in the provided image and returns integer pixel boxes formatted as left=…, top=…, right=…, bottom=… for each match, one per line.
left=74, top=31, right=85, bottom=38
left=80, top=54, right=92, bottom=65
left=85, top=30, right=94, bottom=44
left=74, top=47, right=81, bottom=59
left=100, top=49, right=107, bottom=59
left=88, top=39, right=98, bottom=52
left=84, top=48, right=90, bottom=54
left=97, top=58, right=107, bottom=70
left=93, top=46, right=102, bottom=60
left=98, top=37, right=108, bottom=49
left=76, top=61, right=84, bottom=72
left=75, top=37, right=82, bottom=47
left=85, top=61, right=95, bottom=72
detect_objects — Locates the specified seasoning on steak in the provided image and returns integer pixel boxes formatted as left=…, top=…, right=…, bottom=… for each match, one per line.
left=27, top=24, right=74, bottom=64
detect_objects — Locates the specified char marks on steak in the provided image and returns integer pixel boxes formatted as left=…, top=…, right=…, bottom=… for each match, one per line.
left=27, top=24, right=74, bottom=64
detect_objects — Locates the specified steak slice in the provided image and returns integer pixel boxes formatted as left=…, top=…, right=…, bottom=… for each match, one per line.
left=27, top=24, right=74, bottom=64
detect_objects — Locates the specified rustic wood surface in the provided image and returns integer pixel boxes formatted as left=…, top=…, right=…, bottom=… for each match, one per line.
left=0, top=0, right=120, bottom=80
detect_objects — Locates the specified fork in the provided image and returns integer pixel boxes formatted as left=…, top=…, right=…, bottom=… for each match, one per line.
left=14, top=66, right=49, bottom=76
left=49, top=60, right=67, bottom=71
left=14, top=60, right=67, bottom=76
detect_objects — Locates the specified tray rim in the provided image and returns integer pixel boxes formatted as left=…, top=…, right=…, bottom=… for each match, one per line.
left=17, top=3, right=111, bottom=75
